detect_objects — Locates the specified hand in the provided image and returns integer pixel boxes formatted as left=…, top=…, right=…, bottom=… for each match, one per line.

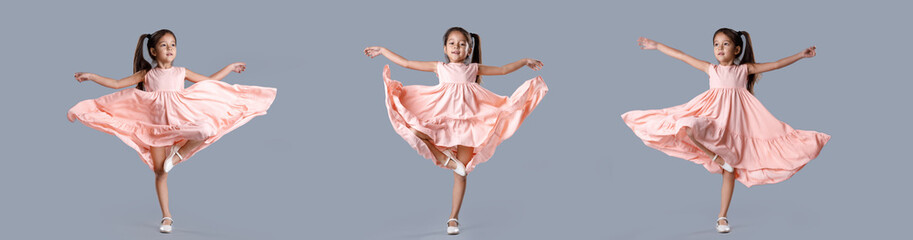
left=638, top=37, right=658, bottom=50
left=74, top=72, right=96, bottom=82
left=525, top=58, right=544, bottom=71
left=364, top=46, right=384, bottom=58
left=800, top=46, right=816, bottom=58
left=229, top=62, right=246, bottom=73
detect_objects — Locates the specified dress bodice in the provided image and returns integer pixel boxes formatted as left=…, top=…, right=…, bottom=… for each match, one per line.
left=144, top=67, right=186, bottom=91
left=708, top=64, right=748, bottom=89
left=436, top=62, right=478, bottom=84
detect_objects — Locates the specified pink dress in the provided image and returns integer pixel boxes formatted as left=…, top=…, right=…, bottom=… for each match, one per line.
left=382, top=63, right=548, bottom=173
left=68, top=67, right=277, bottom=170
left=621, top=64, right=830, bottom=187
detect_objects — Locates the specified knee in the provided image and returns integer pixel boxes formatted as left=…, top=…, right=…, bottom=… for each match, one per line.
left=198, top=124, right=217, bottom=139
left=153, top=164, right=168, bottom=176
left=410, top=127, right=431, bottom=141
left=454, top=174, right=467, bottom=182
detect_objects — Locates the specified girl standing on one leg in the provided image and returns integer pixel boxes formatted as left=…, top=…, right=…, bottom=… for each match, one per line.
left=364, top=27, right=548, bottom=235
left=622, top=28, right=830, bottom=233
left=68, top=29, right=277, bottom=233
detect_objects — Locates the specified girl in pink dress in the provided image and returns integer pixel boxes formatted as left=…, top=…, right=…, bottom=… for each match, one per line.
left=68, top=29, right=276, bottom=233
left=364, top=27, right=548, bottom=235
left=622, top=28, right=830, bottom=233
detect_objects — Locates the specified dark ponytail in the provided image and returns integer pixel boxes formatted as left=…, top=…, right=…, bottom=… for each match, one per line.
left=443, top=27, right=483, bottom=84
left=133, top=29, right=175, bottom=91
left=739, top=31, right=757, bottom=94
left=133, top=34, right=152, bottom=90
left=714, top=28, right=759, bottom=94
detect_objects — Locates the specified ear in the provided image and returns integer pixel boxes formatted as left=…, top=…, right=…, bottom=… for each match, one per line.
left=149, top=47, right=157, bottom=57
left=735, top=46, right=741, bottom=55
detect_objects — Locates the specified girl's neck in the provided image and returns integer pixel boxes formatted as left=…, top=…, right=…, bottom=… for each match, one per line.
left=718, top=60, right=736, bottom=66
left=156, top=61, right=174, bottom=69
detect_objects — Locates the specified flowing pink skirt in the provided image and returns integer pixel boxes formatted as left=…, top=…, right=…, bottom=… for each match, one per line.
left=622, top=88, right=829, bottom=187
left=68, top=80, right=276, bottom=169
left=382, top=65, right=548, bottom=172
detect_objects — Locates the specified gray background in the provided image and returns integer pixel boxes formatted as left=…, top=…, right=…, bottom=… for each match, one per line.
left=1, top=0, right=909, bottom=239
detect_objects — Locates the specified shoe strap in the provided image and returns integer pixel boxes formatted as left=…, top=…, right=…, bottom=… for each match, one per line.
left=447, top=218, right=459, bottom=226
left=442, top=149, right=456, bottom=160
left=173, top=146, right=184, bottom=161
left=716, top=217, right=728, bottom=224
left=161, top=217, right=174, bottom=223
left=442, top=150, right=458, bottom=167
left=444, top=156, right=453, bottom=167
left=712, top=154, right=719, bottom=161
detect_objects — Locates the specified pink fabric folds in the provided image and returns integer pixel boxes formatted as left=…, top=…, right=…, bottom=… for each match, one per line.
left=382, top=62, right=547, bottom=173
left=622, top=64, right=829, bottom=187
left=68, top=67, right=276, bottom=170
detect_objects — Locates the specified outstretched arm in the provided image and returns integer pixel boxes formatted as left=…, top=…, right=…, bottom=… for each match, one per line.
left=638, top=37, right=711, bottom=73
left=478, top=58, right=543, bottom=75
left=185, top=62, right=246, bottom=83
left=74, top=71, right=145, bottom=89
left=746, top=46, right=816, bottom=74
left=364, top=46, right=437, bottom=72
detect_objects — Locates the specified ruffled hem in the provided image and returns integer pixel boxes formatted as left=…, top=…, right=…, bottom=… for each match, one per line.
left=68, top=80, right=277, bottom=170
left=382, top=65, right=547, bottom=172
left=621, top=89, right=830, bottom=187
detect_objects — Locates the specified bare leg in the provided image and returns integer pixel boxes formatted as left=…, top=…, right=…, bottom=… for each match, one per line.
left=150, top=146, right=172, bottom=225
left=411, top=128, right=456, bottom=168
left=448, top=146, right=472, bottom=227
left=687, top=128, right=725, bottom=166
left=688, top=128, right=735, bottom=227
left=719, top=170, right=735, bottom=226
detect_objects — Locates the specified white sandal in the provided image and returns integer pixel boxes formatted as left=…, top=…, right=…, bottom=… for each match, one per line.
left=441, top=150, right=466, bottom=176
left=715, top=217, right=730, bottom=233
left=446, top=218, right=460, bottom=235
left=163, top=145, right=183, bottom=173
left=713, top=154, right=733, bottom=173
left=159, top=217, right=174, bottom=233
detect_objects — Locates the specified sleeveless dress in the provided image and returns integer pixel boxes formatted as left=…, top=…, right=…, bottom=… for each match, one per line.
left=621, top=64, right=830, bottom=187
left=382, top=63, right=548, bottom=173
left=68, top=67, right=277, bottom=170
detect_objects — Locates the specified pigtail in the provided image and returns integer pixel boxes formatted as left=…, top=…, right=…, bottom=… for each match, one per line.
left=133, top=34, right=152, bottom=90
left=470, top=33, right=482, bottom=84
left=739, top=31, right=759, bottom=94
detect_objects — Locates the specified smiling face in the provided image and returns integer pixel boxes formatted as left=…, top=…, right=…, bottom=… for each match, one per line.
left=443, top=31, right=471, bottom=63
left=149, top=33, right=176, bottom=67
left=713, top=32, right=741, bottom=65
